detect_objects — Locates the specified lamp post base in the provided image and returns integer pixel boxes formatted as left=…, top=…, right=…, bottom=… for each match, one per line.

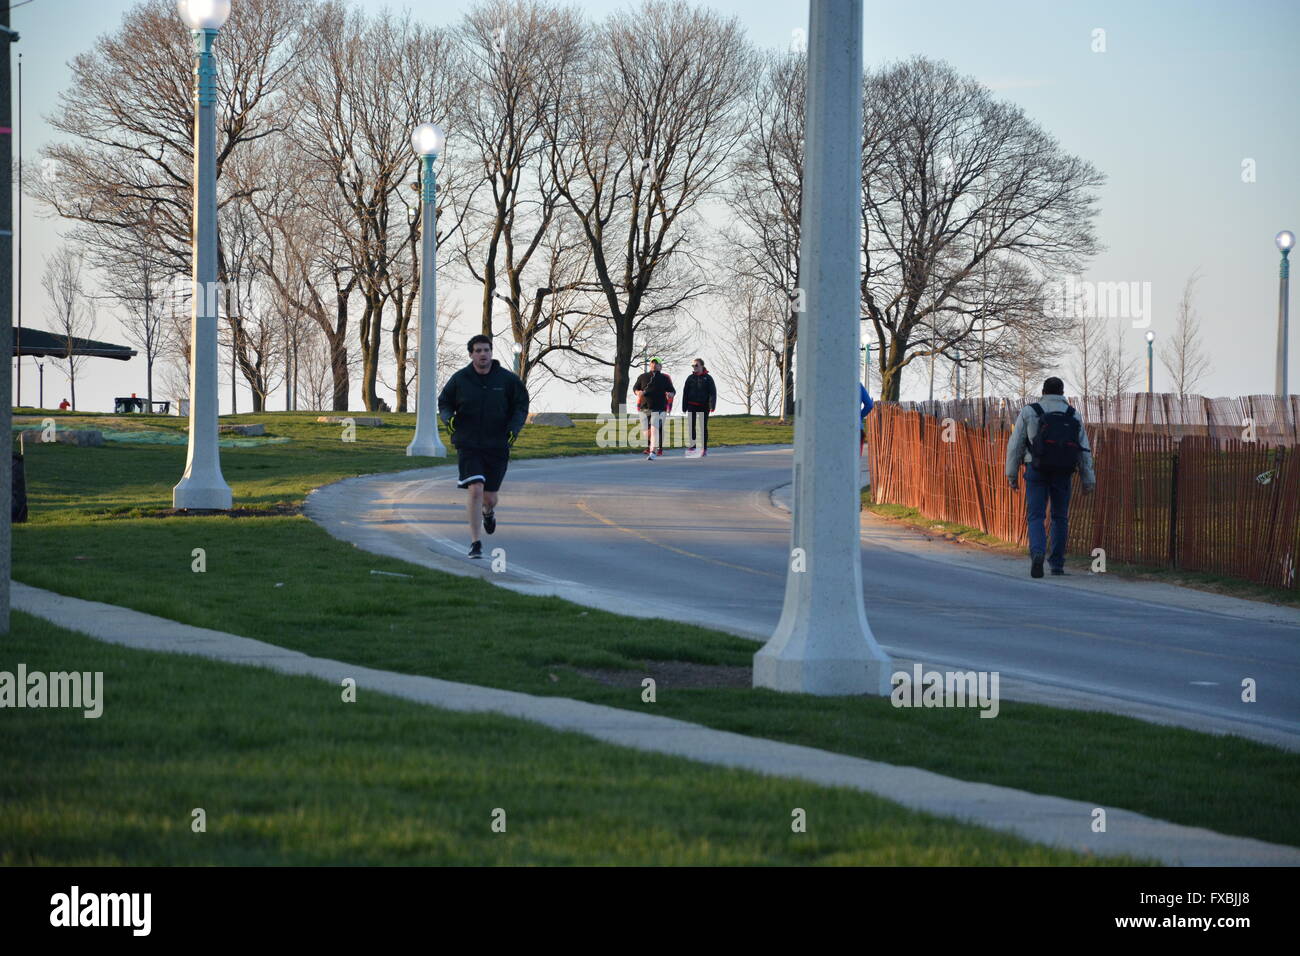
left=173, top=476, right=233, bottom=511
left=406, top=436, right=447, bottom=458
left=754, top=650, right=893, bottom=696
left=754, top=616, right=893, bottom=696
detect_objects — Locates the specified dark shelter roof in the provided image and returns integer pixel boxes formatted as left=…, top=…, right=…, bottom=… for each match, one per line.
left=13, top=328, right=137, bottom=361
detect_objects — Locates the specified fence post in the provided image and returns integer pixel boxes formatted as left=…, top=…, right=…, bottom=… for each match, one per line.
left=1168, top=448, right=1179, bottom=569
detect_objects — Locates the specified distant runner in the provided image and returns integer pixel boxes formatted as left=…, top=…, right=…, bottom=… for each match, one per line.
left=438, top=335, right=530, bottom=558
left=632, top=358, right=676, bottom=460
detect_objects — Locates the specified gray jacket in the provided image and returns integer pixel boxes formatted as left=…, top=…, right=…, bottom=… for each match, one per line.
left=1004, top=394, right=1096, bottom=486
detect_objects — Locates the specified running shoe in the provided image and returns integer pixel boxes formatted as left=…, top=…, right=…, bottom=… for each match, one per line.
left=483, top=510, right=496, bottom=535
left=469, top=541, right=483, bottom=559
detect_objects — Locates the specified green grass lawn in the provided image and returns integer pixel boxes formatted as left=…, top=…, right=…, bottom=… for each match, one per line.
left=0, top=612, right=1122, bottom=865
left=11, top=415, right=1300, bottom=853
left=14, top=410, right=790, bottom=515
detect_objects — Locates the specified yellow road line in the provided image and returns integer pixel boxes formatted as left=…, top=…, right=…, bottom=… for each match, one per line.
left=575, top=497, right=782, bottom=580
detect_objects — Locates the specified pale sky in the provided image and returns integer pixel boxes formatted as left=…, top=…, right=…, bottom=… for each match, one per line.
left=11, top=0, right=1300, bottom=413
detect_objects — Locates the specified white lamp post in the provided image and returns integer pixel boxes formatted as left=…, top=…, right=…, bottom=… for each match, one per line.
left=753, top=0, right=891, bottom=696
left=512, top=340, right=523, bottom=376
left=407, top=122, right=447, bottom=457
left=173, top=0, right=233, bottom=510
left=1145, top=329, right=1155, bottom=394
left=1277, top=229, right=1294, bottom=399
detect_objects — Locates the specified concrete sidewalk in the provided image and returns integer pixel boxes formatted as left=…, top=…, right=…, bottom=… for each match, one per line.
left=13, top=581, right=1299, bottom=865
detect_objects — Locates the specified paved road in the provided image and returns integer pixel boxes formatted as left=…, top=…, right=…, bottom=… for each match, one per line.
left=307, top=445, right=1300, bottom=750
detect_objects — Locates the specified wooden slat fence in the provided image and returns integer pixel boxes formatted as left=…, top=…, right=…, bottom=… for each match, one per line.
left=866, top=404, right=1300, bottom=588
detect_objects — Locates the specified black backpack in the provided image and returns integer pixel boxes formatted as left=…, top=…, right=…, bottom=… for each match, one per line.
left=1027, top=403, right=1082, bottom=475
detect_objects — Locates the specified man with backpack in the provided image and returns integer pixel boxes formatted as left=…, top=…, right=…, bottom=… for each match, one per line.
left=1005, top=377, right=1095, bottom=578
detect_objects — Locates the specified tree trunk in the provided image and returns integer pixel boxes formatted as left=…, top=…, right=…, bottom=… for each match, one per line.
left=360, top=294, right=383, bottom=411
left=880, top=335, right=906, bottom=401
left=781, top=321, right=795, bottom=419
left=391, top=282, right=414, bottom=413
left=609, top=323, right=633, bottom=414
left=331, top=343, right=349, bottom=410
left=331, top=291, right=350, bottom=411
left=285, top=325, right=292, bottom=411
left=393, top=317, right=410, bottom=413
left=480, top=220, right=503, bottom=337
left=229, top=322, right=237, bottom=415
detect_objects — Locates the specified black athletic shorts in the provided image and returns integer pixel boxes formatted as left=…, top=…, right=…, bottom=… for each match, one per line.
left=456, top=446, right=509, bottom=492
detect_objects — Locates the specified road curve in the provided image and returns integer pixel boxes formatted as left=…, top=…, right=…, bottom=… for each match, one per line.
left=305, top=445, right=1300, bottom=751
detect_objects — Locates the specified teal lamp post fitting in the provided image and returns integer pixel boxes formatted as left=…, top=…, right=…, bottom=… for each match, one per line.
left=173, top=0, right=233, bottom=510
left=407, top=122, right=448, bottom=457
left=1277, top=230, right=1294, bottom=400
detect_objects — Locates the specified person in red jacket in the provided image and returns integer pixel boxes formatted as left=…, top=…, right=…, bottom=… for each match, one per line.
left=58, top=399, right=71, bottom=411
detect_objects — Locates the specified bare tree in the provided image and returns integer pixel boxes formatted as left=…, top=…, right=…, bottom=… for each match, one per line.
left=723, top=49, right=804, bottom=418
left=860, top=57, right=1105, bottom=400
left=385, top=204, right=423, bottom=411
left=221, top=179, right=283, bottom=411
left=384, top=298, right=466, bottom=412
left=158, top=274, right=193, bottom=408
left=713, top=282, right=779, bottom=415
left=512, top=209, right=610, bottom=392
left=248, top=149, right=359, bottom=410
left=266, top=251, right=316, bottom=411
left=1007, top=342, right=1055, bottom=402
left=92, top=210, right=174, bottom=407
left=453, top=0, right=589, bottom=379
left=42, top=246, right=97, bottom=411
left=548, top=0, right=754, bottom=413
left=291, top=2, right=463, bottom=412
left=1096, top=319, right=1139, bottom=402
left=1159, top=269, right=1212, bottom=397
left=35, top=0, right=308, bottom=294
left=296, top=324, right=335, bottom=411
left=1067, top=293, right=1105, bottom=407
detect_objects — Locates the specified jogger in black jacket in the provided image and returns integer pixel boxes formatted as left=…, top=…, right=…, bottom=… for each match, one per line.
left=438, top=335, right=530, bottom=558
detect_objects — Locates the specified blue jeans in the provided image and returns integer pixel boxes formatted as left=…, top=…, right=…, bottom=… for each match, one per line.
left=1024, top=466, right=1073, bottom=570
